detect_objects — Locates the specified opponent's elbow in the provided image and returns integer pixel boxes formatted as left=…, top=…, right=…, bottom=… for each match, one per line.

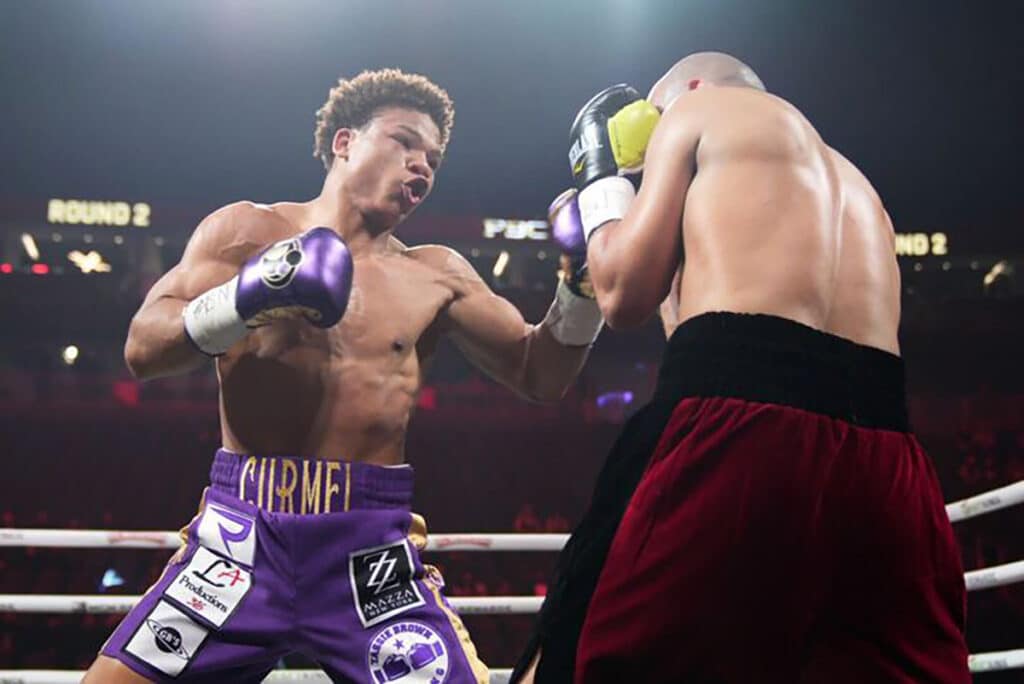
left=598, top=291, right=653, bottom=331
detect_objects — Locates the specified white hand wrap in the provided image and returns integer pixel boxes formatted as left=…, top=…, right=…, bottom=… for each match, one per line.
left=543, top=279, right=604, bottom=347
left=577, top=176, right=636, bottom=242
left=182, top=276, right=248, bottom=356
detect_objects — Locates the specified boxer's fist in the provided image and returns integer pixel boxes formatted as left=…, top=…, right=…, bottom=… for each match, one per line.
left=236, top=227, right=353, bottom=328
left=549, top=189, right=594, bottom=298
left=568, top=84, right=661, bottom=189
left=184, top=227, right=354, bottom=355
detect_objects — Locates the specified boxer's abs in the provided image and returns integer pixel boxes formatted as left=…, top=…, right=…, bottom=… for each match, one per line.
left=216, top=323, right=426, bottom=465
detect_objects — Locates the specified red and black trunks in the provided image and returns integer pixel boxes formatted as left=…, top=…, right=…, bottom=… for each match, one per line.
left=516, top=312, right=968, bottom=684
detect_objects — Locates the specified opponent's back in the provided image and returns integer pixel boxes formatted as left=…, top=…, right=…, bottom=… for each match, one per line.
left=826, top=149, right=901, bottom=354
left=668, top=86, right=900, bottom=354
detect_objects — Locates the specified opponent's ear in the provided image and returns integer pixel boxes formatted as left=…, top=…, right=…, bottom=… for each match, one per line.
left=688, top=79, right=702, bottom=91
left=332, top=128, right=355, bottom=162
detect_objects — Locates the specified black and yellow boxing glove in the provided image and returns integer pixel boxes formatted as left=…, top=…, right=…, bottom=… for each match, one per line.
left=567, top=85, right=660, bottom=241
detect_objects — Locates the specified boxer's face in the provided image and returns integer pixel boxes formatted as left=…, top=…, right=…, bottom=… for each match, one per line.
left=336, top=107, right=442, bottom=228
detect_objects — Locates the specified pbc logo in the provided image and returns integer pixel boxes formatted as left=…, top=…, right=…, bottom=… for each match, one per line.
left=349, top=541, right=425, bottom=628
left=259, top=237, right=304, bottom=289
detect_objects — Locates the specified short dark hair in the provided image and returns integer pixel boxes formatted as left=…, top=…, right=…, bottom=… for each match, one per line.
left=313, top=68, right=455, bottom=170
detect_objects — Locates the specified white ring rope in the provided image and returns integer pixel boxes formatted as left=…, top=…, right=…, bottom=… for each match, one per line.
left=969, top=649, right=1024, bottom=673
left=0, top=594, right=544, bottom=615
left=0, top=480, right=1019, bottom=553
left=2, top=550, right=1022, bottom=617
left=964, top=559, right=1024, bottom=592
left=0, top=671, right=515, bottom=683
left=0, top=529, right=569, bottom=552
left=945, top=479, right=1024, bottom=523
left=0, top=481, right=1020, bottom=679
left=0, top=480, right=1018, bottom=552
left=3, top=650, right=1024, bottom=680
left=0, top=671, right=514, bottom=683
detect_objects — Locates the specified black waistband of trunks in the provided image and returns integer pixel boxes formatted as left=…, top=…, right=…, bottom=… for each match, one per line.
left=209, top=450, right=415, bottom=514
left=652, top=312, right=909, bottom=432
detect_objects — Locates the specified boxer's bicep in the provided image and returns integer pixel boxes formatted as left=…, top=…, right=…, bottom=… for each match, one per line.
left=587, top=111, right=695, bottom=328
left=125, top=205, right=263, bottom=378
left=139, top=204, right=267, bottom=311
left=440, top=250, right=534, bottom=393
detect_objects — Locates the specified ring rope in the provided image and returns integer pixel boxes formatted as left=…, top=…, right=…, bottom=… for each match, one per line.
left=0, top=480, right=1019, bottom=553
left=2, top=649, right=1024, bottom=679
left=0, top=594, right=544, bottom=615
left=945, top=479, right=1024, bottom=523
left=0, top=529, right=569, bottom=552
left=0, top=671, right=516, bottom=683
left=964, top=559, right=1024, bottom=592
left=3, top=552, right=1024, bottom=616
left=1, top=480, right=1020, bottom=680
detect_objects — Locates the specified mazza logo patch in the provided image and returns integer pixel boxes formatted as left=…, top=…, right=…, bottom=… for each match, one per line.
left=349, top=540, right=425, bottom=628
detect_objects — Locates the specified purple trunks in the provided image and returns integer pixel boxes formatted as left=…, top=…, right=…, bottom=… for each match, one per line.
left=100, top=449, right=488, bottom=683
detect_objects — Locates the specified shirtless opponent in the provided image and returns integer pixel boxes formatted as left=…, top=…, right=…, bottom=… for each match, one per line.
left=84, top=68, right=603, bottom=683
left=514, top=52, right=969, bottom=683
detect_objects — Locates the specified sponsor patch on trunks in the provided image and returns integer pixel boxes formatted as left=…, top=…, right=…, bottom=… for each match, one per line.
left=350, top=539, right=425, bottom=628
left=196, top=502, right=256, bottom=567
left=124, top=599, right=209, bottom=677
left=164, top=546, right=252, bottom=628
left=367, top=620, right=449, bottom=683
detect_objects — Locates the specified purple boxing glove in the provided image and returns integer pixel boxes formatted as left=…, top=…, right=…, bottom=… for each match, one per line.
left=548, top=189, right=593, bottom=298
left=183, top=227, right=354, bottom=356
left=541, top=188, right=604, bottom=347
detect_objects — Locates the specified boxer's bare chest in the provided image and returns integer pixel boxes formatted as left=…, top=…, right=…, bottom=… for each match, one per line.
left=218, top=250, right=454, bottom=457
left=236, top=250, right=453, bottom=370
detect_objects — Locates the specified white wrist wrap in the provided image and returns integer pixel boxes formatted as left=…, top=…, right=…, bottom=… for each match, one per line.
left=182, top=275, right=248, bottom=356
left=578, top=176, right=636, bottom=242
left=543, top=279, right=604, bottom=347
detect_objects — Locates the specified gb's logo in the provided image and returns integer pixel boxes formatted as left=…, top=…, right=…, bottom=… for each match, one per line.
left=259, top=237, right=304, bottom=289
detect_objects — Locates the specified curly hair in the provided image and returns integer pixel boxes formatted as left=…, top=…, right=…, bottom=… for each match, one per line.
left=313, top=68, right=455, bottom=170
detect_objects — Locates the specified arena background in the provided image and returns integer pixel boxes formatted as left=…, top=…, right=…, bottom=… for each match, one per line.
left=1, top=0, right=1022, bottom=680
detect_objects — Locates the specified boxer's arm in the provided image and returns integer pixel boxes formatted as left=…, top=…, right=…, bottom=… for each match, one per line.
left=124, top=203, right=270, bottom=380
left=585, top=105, right=698, bottom=329
left=430, top=247, right=590, bottom=403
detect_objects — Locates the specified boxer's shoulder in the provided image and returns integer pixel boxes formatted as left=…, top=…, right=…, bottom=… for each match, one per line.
left=198, top=201, right=296, bottom=246
left=403, top=243, right=469, bottom=271
left=403, top=244, right=482, bottom=293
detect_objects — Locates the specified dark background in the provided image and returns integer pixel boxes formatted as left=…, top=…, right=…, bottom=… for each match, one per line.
left=1, top=0, right=1022, bottom=680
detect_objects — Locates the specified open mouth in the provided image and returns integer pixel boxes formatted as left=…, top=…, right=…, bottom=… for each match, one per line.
left=403, top=177, right=429, bottom=206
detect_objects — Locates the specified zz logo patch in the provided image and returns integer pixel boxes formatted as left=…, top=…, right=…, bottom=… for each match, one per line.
left=349, top=540, right=425, bottom=628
